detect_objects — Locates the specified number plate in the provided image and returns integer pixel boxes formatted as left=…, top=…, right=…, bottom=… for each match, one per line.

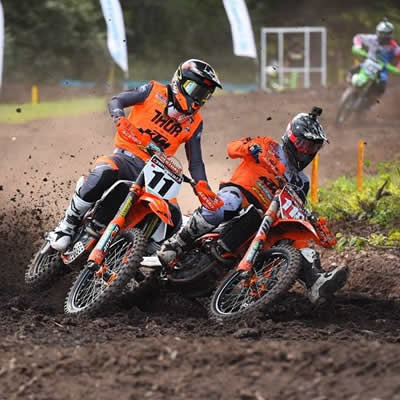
left=363, top=59, right=382, bottom=77
left=143, top=155, right=183, bottom=200
left=278, top=187, right=306, bottom=220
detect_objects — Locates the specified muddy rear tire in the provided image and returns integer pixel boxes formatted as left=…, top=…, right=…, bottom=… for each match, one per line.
left=25, top=239, right=66, bottom=290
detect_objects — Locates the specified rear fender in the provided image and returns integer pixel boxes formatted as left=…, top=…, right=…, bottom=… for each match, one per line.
left=263, top=219, right=322, bottom=249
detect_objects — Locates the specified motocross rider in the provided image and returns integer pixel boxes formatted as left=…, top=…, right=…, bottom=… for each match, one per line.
left=348, top=18, right=400, bottom=109
left=158, top=108, right=349, bottom=304
left=49, top=59, right=223, bottom=252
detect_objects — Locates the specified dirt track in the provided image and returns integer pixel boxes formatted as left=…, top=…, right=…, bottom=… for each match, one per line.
left=0, top=87, right=400, bottom=399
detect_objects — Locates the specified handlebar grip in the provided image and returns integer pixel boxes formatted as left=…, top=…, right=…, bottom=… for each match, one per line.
left=386, top=63, right=400, bottom=75
left=182, top=175, right=194, bottom=185
left=352, top=46, right=367, bottom=58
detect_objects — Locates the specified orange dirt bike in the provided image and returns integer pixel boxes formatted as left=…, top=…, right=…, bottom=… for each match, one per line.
left=209, top=182, right=337, bottom=322
left=25, top=144, right=220, bottom=315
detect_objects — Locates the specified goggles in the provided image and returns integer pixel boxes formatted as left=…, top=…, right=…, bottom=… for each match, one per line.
left=288, top=131, right=323, bottom=155
left=182, top=79, right=215, bottom=104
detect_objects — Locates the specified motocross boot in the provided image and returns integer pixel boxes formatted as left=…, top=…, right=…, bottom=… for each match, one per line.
left=49, top=192, right=93, bottom=252
left=157, top=209, right=216, bottom=267
left=298, top=250, right=349, bottom=304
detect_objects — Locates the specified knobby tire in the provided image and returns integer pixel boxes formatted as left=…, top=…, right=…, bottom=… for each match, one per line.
left=64, top=228, right=147, bottom=317
left=209, top=244, right=302, bottom=323
left=25, top=239, right=66, bottom=290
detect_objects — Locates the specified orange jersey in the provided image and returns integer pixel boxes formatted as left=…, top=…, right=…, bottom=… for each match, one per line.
left=224, top=136, right=286, bottom=211
left=114, top=80, right=203, bottom=161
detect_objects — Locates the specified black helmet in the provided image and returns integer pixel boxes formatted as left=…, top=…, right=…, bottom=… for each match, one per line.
left=376, top=18, right=394, bottom=45
left=282, top=107, right=328, bottom=171
left=170, top=59, right=222, bottom=115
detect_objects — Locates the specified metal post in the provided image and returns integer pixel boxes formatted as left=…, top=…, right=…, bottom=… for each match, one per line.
left=304, top=28, right=310, bottom=88
left=278, top=31, right=284, bottom=87
left=261, top=28, right=266, bottom=90
left=321, top=28, right=327, bottom=86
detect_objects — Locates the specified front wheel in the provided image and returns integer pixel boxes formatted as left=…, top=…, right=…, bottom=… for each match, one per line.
left=209, top=245, right=301, bottom=322
left=335, top=87, right=356, bottom=127
left=64, top=228, right=147, bottom=316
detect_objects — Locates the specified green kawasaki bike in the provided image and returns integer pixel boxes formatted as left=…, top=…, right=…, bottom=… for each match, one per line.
left=336, top=47, right=400, bottom=127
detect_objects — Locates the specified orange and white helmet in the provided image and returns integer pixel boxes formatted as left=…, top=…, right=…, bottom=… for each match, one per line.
left=170, top=59, right=222, bottom=116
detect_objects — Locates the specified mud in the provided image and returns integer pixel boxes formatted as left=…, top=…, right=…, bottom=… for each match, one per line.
left=0, top=87, right=399, bottom=399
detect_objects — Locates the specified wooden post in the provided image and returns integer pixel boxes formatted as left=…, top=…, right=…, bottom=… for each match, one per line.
left=357, top=140, right=365, bottom=192
left=311, top=154, right=319, bottom=203
left=31, top=85, right=39, bottom=104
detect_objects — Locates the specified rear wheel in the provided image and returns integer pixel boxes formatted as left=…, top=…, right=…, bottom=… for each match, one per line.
left=209, top=245, right=301, bottom=322
left=25, top=239, right=66, bottom=290
left=64, top=228, right=147, bottom=316
left=168, top=247, right=234, bottom=298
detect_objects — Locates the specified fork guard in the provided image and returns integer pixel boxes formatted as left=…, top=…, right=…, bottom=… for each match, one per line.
left=123, top=192, right=173, bottom=230
left=262, top=218, right=322, bottom=249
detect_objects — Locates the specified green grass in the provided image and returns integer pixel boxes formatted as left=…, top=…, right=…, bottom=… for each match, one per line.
left=309, top=161, right=400, bottom=249
left=0, top=96, right=106, bottom=123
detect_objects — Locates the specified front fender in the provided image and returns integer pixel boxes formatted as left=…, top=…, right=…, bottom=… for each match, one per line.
left=141, top=192, right=173, bottom=226
left=263, top=219, right=322, bottom=249
left=124, top=192, right=173, bottom=231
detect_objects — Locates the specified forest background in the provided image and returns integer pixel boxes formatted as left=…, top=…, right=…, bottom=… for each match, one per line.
left=2, top=0, right=400, bottom=90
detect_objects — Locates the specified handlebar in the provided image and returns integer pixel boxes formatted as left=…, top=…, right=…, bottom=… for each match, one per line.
left=352, top=46, right=400, bottom=75
left=182, top=174, right=195, bottom=186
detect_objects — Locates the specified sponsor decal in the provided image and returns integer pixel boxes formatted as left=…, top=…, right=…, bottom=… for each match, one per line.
left=137, top=127, right=171, bottom=150
left=155, top=93, right=167, bottom=103
left=151, top=110, right=183, bottom=136
left=255, top=180, right=273, bottom=201
left=152, top=155, right=183, bottom=182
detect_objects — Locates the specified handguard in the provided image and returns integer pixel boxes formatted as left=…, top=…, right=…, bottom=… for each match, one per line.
left=311, top=216, right=337, bottom=248
left=194, top=180, right=224, bottom=211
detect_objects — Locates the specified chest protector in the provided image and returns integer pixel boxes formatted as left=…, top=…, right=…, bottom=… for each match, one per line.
left=229, top=139, right=286, bottom=211
left=114, top=81, right=203, bottom=161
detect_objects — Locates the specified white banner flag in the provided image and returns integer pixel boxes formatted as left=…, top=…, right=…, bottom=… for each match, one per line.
left=0, top=1, right=4, bottom=88
left=223, top=0, right=257, bottom=58
left=99, top=0, right=128, bottom=73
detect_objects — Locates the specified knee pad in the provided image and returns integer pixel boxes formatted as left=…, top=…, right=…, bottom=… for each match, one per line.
left=201, top=186, right=243, bottom=225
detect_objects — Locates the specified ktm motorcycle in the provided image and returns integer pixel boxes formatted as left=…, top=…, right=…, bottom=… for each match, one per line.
left=25, top=144, right=220, bottom=316
left=336, top=51, right=400, bottom=127
left=208, top=183, right=337, bottom=322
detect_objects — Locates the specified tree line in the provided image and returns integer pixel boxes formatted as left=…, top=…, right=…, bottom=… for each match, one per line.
left=2, top=0, right=400, bottom=85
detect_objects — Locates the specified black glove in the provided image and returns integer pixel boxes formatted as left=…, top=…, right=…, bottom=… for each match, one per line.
left=248, top=144, right=262, bottom=163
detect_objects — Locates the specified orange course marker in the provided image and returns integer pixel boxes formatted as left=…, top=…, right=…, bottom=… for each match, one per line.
left=357, top=140, right=366, bottom=192
left=311, top=154, right=319, bottom=203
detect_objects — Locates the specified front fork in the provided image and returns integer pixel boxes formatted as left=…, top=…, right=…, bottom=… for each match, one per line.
left=87, top=183, right=142, bottom=271
left=237, top=193, right=280, bottom=274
